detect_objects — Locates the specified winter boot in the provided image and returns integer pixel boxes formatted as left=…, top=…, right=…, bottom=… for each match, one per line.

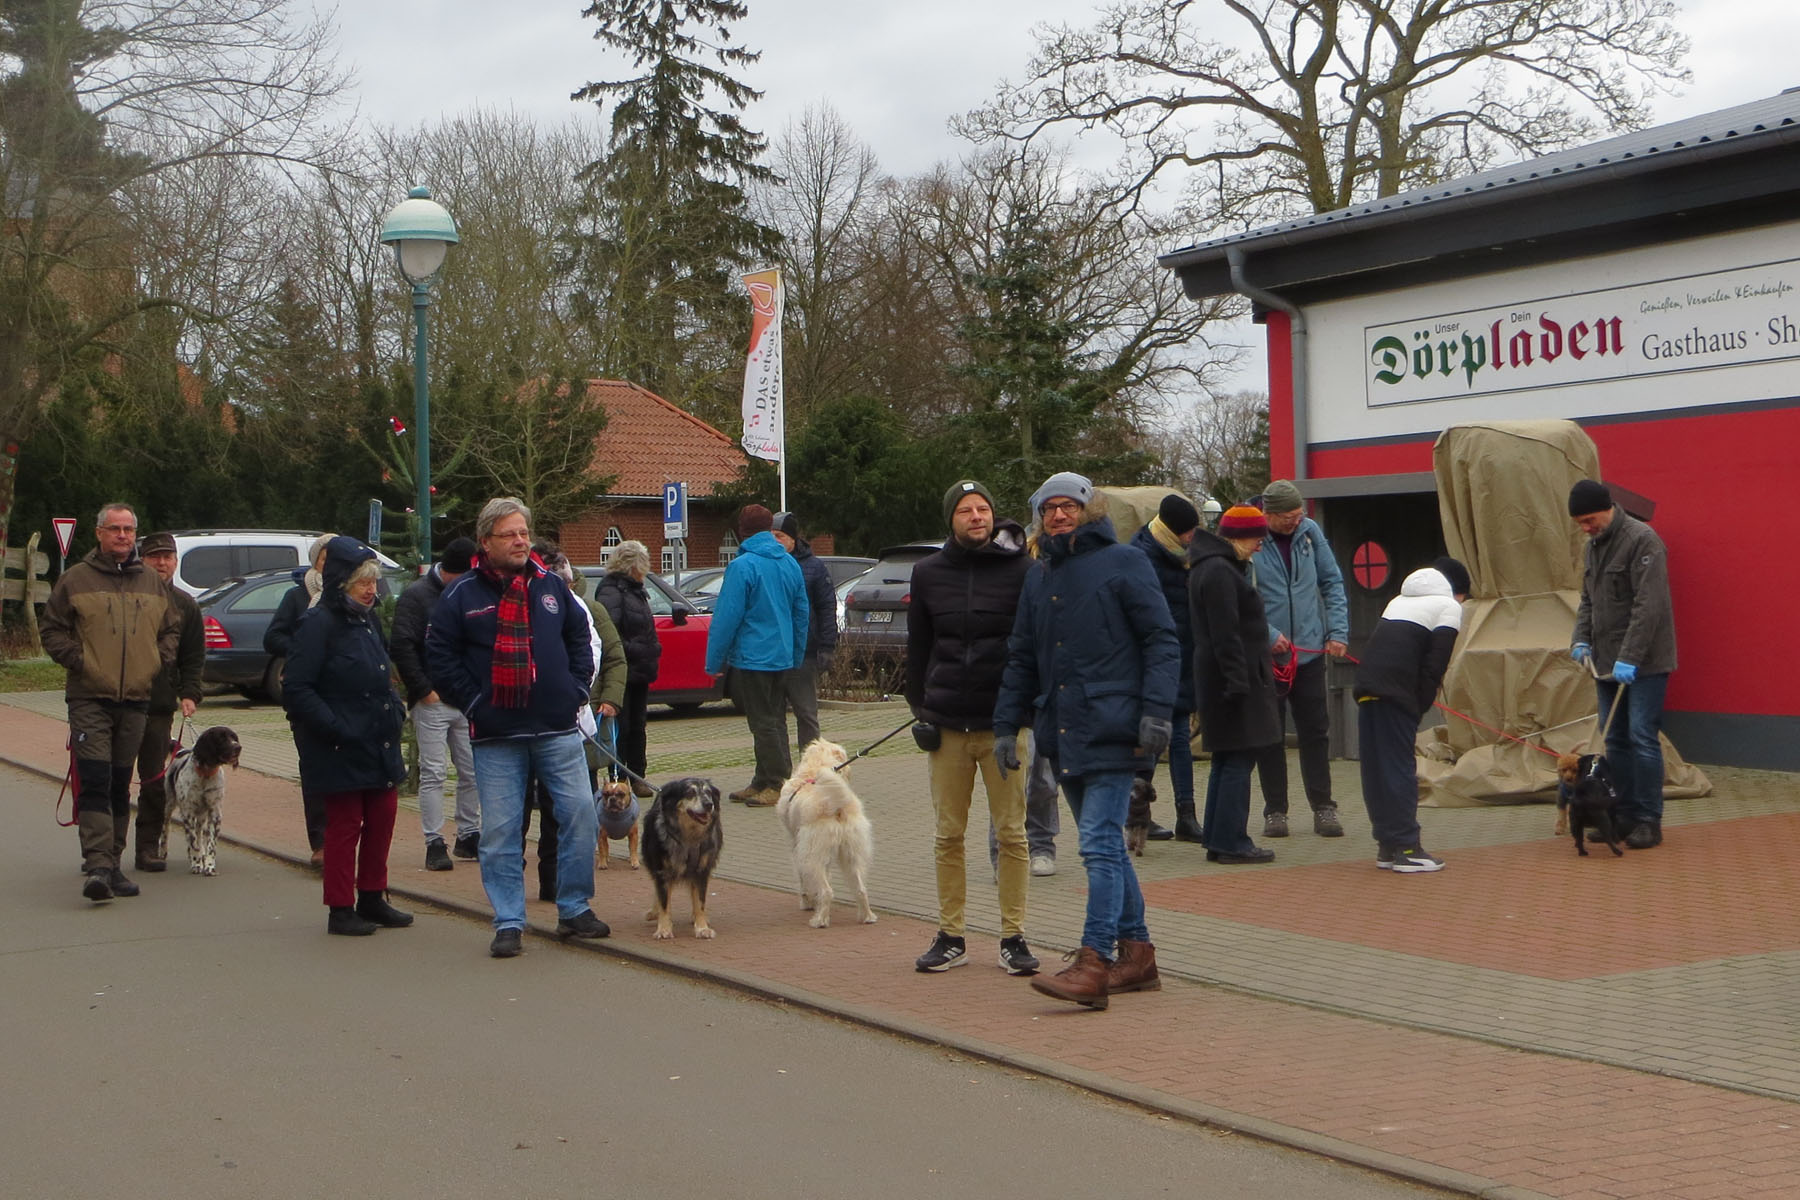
left=355, top=890, right=414, bottom=928
left=1173, top=801, right=1205, bottom=843
left=1107, top=938, right=1162, bottom=994
left=328, top=907, right=379, bottom=936
left=1029, top=946, right=1112, bottom=1010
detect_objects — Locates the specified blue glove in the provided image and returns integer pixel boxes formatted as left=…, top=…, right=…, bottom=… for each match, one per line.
left=993, top=734, right=1020, bottom=778
left=1571, top=643, right=1592, bottom=665
left=1612, top=660, right=1638, bottom=685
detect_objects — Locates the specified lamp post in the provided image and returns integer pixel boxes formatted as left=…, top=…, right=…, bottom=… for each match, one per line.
left=379, top=186, right=459, bottom=567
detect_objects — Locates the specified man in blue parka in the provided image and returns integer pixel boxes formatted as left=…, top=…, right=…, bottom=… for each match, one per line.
left=994, top=472, right=1179, bottom=1011
left=705, top=504, right=808, bottom=807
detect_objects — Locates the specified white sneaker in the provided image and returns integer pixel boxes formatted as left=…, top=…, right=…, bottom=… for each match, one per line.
left=1030, top=854, right=1057, bottom=877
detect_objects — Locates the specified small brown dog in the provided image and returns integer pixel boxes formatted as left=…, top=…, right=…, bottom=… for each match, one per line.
left=596, top=778, right=640, bottom=870
left=1124, top=777, right=1156, bottom=857
left=1555, top=752, right=1624, bottom=857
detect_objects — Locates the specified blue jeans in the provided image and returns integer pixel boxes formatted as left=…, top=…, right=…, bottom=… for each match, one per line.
left=1596, top=673, right=1669, bottom=827
left=1063, top=771, right=1148, bottom=956
left=472, top=731, right=598, bottom=930
left=1167, top=708, right=1195, bottom=807
left=1203, top=749, right=1258, bottom=855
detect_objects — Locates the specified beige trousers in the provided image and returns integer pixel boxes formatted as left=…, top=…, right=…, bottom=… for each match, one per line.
left=929, top=729, right=1028, bottom=938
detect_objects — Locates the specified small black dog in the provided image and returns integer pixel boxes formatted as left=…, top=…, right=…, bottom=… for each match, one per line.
left=1124, top=777, right=1156, bottom=857
left=641, top=777, right=723, bottom=939
left=1556, top=752, right=1624, bottom=857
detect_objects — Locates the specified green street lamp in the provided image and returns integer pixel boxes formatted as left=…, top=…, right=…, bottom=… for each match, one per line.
left=379, top=185, right=459, bottom=567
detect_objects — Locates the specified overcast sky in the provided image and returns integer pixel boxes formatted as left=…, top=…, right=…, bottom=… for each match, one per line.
left=317, top=1, right=1800, bottom=400
left=320, top=1, right=1800, bottom=178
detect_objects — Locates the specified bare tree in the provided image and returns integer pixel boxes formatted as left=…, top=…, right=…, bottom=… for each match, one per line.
left=962, top=0, right=1690, bottom=223
left=1163, top=388, right=1270, bottom=505
left=0, top=0, right=346, bottom=545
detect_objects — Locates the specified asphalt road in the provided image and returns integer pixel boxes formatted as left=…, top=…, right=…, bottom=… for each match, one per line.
left=0, top=762, right=1445, bottom=1200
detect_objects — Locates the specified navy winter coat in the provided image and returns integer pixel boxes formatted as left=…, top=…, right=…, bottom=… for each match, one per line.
left=791, top=540, right=839, bottom=664
left=1128, top=522, right=1196, bottom=711
left=993, top=516, right=1179, bottom=778
left=280, top=538, right=406, bottom=794
left=1188, top=529, right=1282, bottom=753
left=425, top=556, right=595, bottom=742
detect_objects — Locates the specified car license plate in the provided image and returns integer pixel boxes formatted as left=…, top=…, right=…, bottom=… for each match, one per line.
left=864, top=610, right=892, bottom=623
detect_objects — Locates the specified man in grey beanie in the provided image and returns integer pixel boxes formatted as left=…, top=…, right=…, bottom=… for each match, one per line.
left=1251, top=480, right=1350, bottom=839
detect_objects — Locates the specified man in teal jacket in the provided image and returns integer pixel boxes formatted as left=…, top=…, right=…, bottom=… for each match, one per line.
left=706, top=504, right=809, bottom=806
left=1252, top=480, right=1351, bottom=839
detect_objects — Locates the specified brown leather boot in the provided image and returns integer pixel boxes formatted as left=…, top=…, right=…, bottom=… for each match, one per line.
left=1030, top=946, right=1111, bottom=1010
left=1107, top=938, right=1162, bottom=994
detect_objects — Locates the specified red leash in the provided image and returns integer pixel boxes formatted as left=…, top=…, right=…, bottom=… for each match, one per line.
left=1430, top=699, right=1563, bottom=759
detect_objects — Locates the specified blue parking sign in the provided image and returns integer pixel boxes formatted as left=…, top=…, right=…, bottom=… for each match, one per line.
left=662, top=482, right=687, bottom=539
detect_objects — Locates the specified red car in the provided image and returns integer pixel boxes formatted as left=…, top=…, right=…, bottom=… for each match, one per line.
left=582, top=568, right=726, bottom=712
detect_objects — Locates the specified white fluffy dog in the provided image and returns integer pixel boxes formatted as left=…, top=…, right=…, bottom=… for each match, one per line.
left=776, top=740, right=877, bottom=929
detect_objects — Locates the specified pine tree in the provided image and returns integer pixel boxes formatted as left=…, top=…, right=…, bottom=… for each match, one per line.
left=565, top=0, right=780, bottom=400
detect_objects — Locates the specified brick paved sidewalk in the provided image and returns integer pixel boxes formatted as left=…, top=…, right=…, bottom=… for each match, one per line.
left=9, top=691, right=1800, bottom=1199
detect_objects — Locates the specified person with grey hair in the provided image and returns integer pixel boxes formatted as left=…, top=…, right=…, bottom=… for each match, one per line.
left=597, top=540, right=661, bottom=794
left=427, top=497, right=608, bottom=958
left=282, top=537, right=413, bottom=935
left=265, top=531, right=340, bottom=864
left=41, top=502, right=180, bottom=903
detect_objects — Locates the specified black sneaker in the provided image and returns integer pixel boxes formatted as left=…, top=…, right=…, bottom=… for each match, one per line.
left=107, top=868, right=140, bottom=897
left=490, top=928, right=523, bottom=957
left=328, top=907, right=379, bottom=936
left=452, top=833, right=480, bottom=860
left=1624, top=822, right=1662, bottom=850
left=1376, top=844, right=1395, bottom=870
left=556, top=910, right=611, bottom=940
left=83, top=870, right=114, bottom=902
left=914, top=931, right=967, bottom=972
left=998, top=935, right=1040, bottom=975
left=425, top=839, right=454, bottom=871
left=1390, top=846, right=1445, bottom=873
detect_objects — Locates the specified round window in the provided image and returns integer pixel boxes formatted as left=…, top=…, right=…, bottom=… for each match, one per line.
left=1352, top=541, right=1390, bottom=590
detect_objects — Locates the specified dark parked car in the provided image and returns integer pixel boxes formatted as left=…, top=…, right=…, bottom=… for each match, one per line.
left=678, top=556, right=875, bottom=613
left=838, top=542, right=943, bottom=660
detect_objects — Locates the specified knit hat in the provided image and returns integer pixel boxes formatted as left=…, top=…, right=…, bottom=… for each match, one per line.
left=737, top=504, right=774, bottom=538
left=1433, top=555, right=1472, bottom=597
left=1567, top=479, right=1612, bottom=517
left=440, top=536, right=477, bottom=574
left=138, top=532, right=176, bottom=557
left=942, top=479, right=996, bottom=526
left=1262, top=479, right=1304, bottom=514
left=1157, top=494, right=1200, bottom=535
left=771, top=511, right=801, bottom=539
left=1218, top=505, right=1269, bottom=538
left=1028, top=471, right=1094, bottom=516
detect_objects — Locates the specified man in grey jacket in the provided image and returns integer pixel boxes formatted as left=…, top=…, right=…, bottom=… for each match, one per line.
left=1251, top=480, right=1350, bottom=839
left=1569, top=480, right=1677, bottom=849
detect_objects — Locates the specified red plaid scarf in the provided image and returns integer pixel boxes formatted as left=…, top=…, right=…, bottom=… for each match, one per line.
left=478, top=551, right=541, bottom=708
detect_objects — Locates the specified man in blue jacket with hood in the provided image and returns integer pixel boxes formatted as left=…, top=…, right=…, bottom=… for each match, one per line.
left=426, top=497, right=605, bottom=959
left=706, top=504, right=808, bottom=807
left=995, top=472, right=1180, bottom=1010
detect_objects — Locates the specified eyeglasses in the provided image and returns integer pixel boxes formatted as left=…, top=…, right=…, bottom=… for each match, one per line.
left=1040, top=501, right=1082, bottom=516
left=99, top=524, right=137, bottom=534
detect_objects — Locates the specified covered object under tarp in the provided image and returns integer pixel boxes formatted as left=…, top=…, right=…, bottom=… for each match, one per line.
left=1419, top=420, right=1710, bottom=806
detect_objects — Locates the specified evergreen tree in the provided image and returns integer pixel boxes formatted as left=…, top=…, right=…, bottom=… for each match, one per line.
left=565, top=0, right=780, bottom=401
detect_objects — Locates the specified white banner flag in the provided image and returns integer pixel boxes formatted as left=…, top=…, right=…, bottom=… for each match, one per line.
left=740, top=268, right=784, bottom=463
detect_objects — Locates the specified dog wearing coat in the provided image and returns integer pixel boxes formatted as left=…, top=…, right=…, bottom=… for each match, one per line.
left=641, top=777, right=722, bottom=938
left=1555, top=752, right=1625, bottom=857
left=596, top=777, right=640, bottom=870
left=776, top=740, right=877, bottom=929
left=156, top=726, right=242, bottom=875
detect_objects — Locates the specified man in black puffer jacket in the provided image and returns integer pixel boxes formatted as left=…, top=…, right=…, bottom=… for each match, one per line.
left=904, top=480, right=1039, bottom=977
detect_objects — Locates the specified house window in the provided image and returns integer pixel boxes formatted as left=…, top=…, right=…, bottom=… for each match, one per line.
left=660, top=542, right=688, bottom=574
left=601, top=526, right=623, bottom=562
left=718, top=530, right=739, bottom=564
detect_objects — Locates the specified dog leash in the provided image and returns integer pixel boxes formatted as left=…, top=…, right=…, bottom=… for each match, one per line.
left=845, top=717, right=918, bottom=764
left=56, top=715, right=195, bottom=826
left=579, top=718, right=655, bottom=795
left=1587, top=659, right=1629, bottom=755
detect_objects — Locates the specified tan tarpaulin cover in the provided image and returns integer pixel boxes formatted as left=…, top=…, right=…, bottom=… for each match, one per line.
left=1095, top=485, right=1191, bottom=544
left=1422, top=420, right=1710, bottom=806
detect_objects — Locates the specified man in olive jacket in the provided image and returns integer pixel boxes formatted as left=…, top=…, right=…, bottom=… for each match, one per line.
left=130, top=532, right=205, bottom=872
left=41, top=504, right=180, bottom=902
left=1569, top=480, right=1677, bottom=849
left=904, top=479, right=1038, bottom=977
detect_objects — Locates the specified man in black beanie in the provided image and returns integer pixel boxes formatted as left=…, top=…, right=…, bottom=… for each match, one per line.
left=1568, top=480, right=1677, bottom=849
left=393, top=536, right=483, bottom=867
left=770, top=511, right=836, bottom=755
left=1126, top=492, right=1204, bottom=841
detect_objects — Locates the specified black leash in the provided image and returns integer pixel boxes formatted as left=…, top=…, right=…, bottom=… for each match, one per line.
left=845, top=717, right=918, bottom=764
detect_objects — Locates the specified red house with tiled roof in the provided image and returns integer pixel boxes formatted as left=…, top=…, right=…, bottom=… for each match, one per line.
left=556, top=381, right=751, bottom=571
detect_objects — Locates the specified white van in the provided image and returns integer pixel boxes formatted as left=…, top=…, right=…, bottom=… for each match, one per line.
left=166, top=530, right=405, bottom=597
